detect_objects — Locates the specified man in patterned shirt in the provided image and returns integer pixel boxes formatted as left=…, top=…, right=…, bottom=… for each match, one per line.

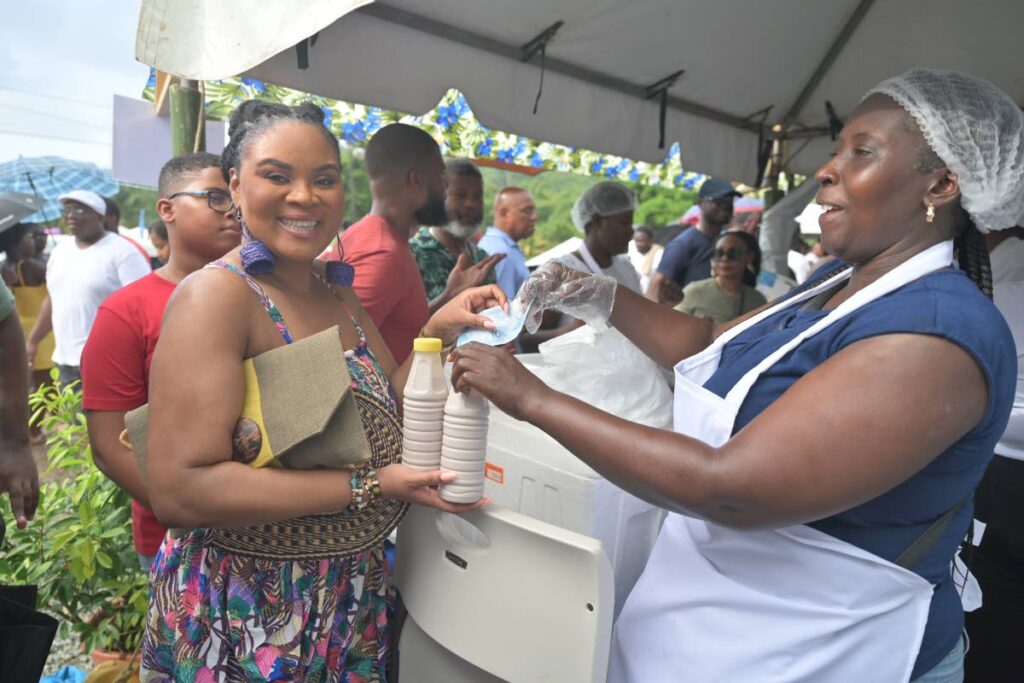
left=411, top=159, right=504, bottom=314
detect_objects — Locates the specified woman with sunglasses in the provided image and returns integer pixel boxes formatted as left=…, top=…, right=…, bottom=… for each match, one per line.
left=675, top=230, right=766, bottom=324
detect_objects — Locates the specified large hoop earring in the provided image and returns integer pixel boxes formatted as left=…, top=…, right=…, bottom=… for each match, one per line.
left=324, top=228, right=354, bottom=286
left=236, top=209, right=276, bottom=276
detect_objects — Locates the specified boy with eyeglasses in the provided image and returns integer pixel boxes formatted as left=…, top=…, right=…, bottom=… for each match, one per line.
left=25, top=190, right=151, bottom=387
left=80, top=153, right=240, bottom=570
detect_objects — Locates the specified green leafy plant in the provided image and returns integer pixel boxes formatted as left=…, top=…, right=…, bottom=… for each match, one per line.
left=0, top=373, right=148, bottom=654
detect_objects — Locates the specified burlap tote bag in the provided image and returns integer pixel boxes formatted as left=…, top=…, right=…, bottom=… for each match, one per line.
left=123, top=326, right=370, bottom=479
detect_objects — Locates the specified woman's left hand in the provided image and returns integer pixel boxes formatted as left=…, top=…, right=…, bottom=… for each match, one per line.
left=379, top=464, right=490, bottom=513
left=450, top=343, right=550, bottom=420
left=423, top=284, right=508, bottom=346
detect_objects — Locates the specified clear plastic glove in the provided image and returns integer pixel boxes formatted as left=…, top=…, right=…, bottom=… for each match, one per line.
left=514, top=261, right=618, bottom=333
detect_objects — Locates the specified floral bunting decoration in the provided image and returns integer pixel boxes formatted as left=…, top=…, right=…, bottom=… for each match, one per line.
left=144, top=70, right=705, bottom=189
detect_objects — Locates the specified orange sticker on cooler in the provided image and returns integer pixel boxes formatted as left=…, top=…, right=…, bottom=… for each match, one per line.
left=485, top=462, right=504, bottom=484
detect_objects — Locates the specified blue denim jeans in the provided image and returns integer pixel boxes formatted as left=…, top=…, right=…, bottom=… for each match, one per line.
left=912, top=636, right=964, bottom=683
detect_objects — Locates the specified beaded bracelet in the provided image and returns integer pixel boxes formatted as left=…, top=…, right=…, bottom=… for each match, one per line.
left=418, top=326, right=457, bottom=356
left=347, top=464, right=381, bottom=513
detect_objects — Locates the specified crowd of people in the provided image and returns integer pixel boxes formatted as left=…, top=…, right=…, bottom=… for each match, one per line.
left=0, top=67, right=1021, bottom=682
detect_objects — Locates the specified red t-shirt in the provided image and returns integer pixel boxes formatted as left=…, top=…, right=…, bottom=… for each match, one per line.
left=321, top=215, right=429, bottom=364
left=81, top=271, right=174, bottom=556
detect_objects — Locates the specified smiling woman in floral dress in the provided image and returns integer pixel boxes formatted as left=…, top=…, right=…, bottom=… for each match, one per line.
left=140, top=100, right=502, bottom=683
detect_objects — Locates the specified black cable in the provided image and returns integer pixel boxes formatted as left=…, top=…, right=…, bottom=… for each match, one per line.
left=532, top=44, right=547, bottom=115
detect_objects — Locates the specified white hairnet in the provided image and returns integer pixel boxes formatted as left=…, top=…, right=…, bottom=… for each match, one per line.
left=866, top=69, right=1024, bottom=233
left=571, top=181, right=638, bottom=232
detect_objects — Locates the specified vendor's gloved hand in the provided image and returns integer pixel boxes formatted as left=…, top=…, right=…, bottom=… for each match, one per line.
left=515, top=261, right=618, bottom=333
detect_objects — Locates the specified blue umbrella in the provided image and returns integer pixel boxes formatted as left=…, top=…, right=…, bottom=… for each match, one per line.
left=0, top=192, right=47, bottom=233
left=0, top=156, right=119, bottom=222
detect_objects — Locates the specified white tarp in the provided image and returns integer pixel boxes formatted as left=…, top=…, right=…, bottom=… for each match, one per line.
left=112, top=95, right=226, bottom=188
left=759, top=180, right=820, bottom=276
left=136, top=0, right=1024, bottom=185
left=135, top=1, right=371, bottom=82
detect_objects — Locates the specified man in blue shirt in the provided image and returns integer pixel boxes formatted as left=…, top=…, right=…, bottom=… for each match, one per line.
left=646, top=177, right=739, bottom=304
left=478, top=187, right=538, bottom=300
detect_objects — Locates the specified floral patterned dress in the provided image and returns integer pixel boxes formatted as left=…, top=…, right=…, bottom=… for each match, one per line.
left=141, top=262, right=408, bottom=682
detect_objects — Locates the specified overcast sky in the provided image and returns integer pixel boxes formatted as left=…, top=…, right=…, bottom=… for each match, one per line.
left=0, top=0, right=151, bottom=167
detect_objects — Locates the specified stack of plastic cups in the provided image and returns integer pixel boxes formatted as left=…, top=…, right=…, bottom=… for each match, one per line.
left=439, top=390, right=490, bottom=503
left=402, top=338, right=448, bottom=472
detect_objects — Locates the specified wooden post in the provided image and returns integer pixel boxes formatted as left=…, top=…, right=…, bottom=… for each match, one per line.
left=152, top=70, right=173, bottom=116
left=763, top=136, right=787, bottom=209
left=170, top=79, right=205, bottom=156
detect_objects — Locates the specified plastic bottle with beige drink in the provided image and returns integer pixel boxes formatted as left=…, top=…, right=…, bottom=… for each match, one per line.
left=402, top=338, right=448, bottom=471
left=439, top=388, right=489, bottom=503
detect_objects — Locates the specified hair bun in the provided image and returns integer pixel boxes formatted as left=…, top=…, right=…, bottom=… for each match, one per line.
left=221, top=100, right=340, bottom=183
left=294, top=101, right=327, bottom=125
left=228, top=100, right=265, bottom=136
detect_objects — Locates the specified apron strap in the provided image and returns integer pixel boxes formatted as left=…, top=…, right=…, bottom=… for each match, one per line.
left=894, top=493, right=972, bottom=570
left=577, top=241, right=605, bottom=276
left=723, top=240, right=955, bottom=410
left=713, top=267, right=853, bottom=349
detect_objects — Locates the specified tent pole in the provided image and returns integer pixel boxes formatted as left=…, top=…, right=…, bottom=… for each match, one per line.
left=764, top=137, right=787, bottom=209
left=170, top=78, right=206, bottom=156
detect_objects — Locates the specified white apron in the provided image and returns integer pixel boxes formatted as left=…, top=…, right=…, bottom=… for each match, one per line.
left=609, top=240, right=955, bottom=683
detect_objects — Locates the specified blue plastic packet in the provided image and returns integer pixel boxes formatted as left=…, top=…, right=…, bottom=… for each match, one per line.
left=456, top=302, right=527, bottom=347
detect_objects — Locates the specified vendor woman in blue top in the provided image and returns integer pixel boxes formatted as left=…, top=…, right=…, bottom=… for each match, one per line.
left=452, top=69, right=1024, bottom=682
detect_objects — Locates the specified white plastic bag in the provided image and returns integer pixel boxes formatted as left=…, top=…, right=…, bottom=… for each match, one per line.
left=520, top=326, right=673, bottom=428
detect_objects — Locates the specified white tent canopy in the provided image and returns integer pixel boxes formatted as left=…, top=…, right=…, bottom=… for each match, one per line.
left=137, top=0, right=1024, bottom=186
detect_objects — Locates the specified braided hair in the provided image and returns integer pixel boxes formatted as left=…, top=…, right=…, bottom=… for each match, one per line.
left=221, top=100, right=339, bottom=184
left=954, top=207, right=993, bottom=299
left=911, top=137, right=994, bottom=299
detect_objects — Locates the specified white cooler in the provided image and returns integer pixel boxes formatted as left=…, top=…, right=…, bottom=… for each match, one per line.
left=483, top=406, right=666, bottom=617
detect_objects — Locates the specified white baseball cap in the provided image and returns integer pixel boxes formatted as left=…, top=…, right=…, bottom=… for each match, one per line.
left=58, top=190, right=107, bottom=217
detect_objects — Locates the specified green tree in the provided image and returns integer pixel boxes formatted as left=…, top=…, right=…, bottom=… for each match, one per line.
left=341, top=147, right=371, bottom=224
left=478, top=167, right=595, bottom=258
left=632, top=184, right=697, bottom=228
left=113, top=184, right=160, bottom=229
left=476, top=167, right=696, bottom=259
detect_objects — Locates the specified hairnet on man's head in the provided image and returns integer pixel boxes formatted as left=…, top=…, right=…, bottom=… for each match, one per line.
left=571, top=181, right=638, bottom=232
left=866, top=69, right=1024, bottom=232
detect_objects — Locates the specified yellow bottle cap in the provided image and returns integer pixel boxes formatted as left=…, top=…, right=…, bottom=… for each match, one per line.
left=413, top=337, right=443, bottom=352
